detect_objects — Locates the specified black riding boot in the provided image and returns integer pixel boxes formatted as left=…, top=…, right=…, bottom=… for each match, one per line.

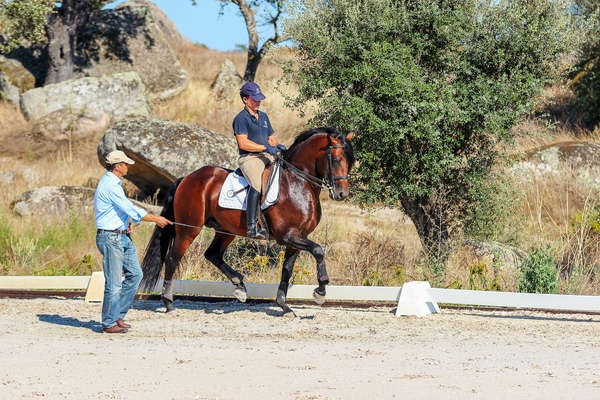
left=246, top=187, right=266, bottom=239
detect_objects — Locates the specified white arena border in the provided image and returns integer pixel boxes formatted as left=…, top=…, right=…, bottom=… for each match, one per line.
left=1, top=275, right=599, bottom=314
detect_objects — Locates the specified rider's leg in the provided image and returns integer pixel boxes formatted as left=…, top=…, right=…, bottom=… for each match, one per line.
left=239, top=153, right=273, bottom=240
left=246, top=186, right=266, bottom=239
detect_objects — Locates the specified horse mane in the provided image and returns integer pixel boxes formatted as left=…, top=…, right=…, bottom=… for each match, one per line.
left=284, top=126, right=355, bottom=170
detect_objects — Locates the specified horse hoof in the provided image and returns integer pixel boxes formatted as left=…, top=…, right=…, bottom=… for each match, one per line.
left=313, top=289, right=326, bottom=305
left=162, top=296, right=175, bottom=312
left=233, top=287, right=247, bottom=303
left=283, top=308, right=297, bottom=318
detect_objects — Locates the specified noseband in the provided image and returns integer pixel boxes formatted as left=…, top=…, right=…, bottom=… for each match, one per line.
left=279, top=135, right=349, bottom=197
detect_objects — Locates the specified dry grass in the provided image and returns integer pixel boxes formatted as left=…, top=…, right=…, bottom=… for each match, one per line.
left=0, top=102, right=29, bottom=135
left=152, top=45, right=306, bottom=145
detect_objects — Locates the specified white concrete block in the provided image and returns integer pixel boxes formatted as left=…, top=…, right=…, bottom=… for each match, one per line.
left=396, top=281, right=440, bottom=317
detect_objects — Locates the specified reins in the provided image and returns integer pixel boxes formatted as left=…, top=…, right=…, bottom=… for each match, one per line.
left=278, top=136, right=349, bottom=197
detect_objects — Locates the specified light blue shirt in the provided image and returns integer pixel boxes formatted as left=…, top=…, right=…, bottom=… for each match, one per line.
left=94, top=171, right=147, bottom=230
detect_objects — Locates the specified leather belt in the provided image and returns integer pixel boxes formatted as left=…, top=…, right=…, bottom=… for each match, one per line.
left=97, top=228, right=128, bottom=234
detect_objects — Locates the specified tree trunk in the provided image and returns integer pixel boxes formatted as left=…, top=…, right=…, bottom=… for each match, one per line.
left=244, top=48, right=262, bottom=82
left=233, top=0, right=288, bottom=82
left=44, top=1, right=95, bottom=85
left=45, top=14, right=74, bottom=85
left=401, top=196, right=451, bottom=260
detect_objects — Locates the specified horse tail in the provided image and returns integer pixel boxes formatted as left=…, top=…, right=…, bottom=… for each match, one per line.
left=140, top=178, right=183, bottom=292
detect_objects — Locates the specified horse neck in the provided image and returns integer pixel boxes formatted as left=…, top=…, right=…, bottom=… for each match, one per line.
left=286, top=137, right=325, bottom=178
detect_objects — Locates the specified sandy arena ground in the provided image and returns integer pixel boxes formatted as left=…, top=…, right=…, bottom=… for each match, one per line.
left=0, top=297, right=599, bottom=399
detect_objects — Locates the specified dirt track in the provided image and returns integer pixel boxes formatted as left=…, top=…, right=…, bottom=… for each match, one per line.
left=1, top=297, right=599, bottom=399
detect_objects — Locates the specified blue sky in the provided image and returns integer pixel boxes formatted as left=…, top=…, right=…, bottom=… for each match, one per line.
left=107, top=1, right=278, bottom=51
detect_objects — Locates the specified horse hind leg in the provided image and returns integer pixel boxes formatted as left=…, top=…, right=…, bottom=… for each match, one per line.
left=204, top=233, right=247, bottom=303
left=162, top=234, right=194, bottom=312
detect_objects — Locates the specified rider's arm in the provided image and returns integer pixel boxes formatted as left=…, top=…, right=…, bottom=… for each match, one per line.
left=235, top=134, right=268, bottom=153
left=267, top=135, right=279, bottom=147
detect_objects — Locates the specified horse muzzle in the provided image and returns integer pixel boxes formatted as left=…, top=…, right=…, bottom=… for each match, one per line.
left=329, top=188, right=348, bottom=201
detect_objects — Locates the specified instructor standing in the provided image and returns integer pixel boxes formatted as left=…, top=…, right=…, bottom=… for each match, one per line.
left=94, top=150, right=172, bottom=333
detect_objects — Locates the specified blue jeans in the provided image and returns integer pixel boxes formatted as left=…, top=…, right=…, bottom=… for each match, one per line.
left=96, top=231, right=143, bottom=329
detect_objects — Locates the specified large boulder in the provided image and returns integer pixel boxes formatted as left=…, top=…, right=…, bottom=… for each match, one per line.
left=0, top=70, right=19, bottom=104
left=129, top=0, right=187, bottom=47
left=511, top=141, right=600, bottom=188
left=11, top=186, right=161, bottom=217
left=0, top=55, right=35, bottom=104
left=98, top=118, right=238, bottom=196
left=75, top=1, right=189, bottom=100
left=211, top=59, right=243, bottom=100
left=19, top=72, right=149, bottom=140
left=0, top=55, right=35, bottom=93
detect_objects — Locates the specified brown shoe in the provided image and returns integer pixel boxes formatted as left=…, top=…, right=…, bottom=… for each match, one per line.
left=116, top=318, right=131, bottom=329
left=102, top=325, right=128, bottom=333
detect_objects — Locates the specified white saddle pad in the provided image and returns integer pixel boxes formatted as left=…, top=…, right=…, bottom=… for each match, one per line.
left=217, top=163, right=281, bottom=210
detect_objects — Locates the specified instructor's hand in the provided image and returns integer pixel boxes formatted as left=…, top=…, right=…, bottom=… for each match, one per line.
left=155, top=216, right=173, bottom=228
left=142, top=213, right=173, bottom=228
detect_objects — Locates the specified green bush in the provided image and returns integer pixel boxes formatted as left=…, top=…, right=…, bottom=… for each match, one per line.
left=518, top=246, right=558, bottom=294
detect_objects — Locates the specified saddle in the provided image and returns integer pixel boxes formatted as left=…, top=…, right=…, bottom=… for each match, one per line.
left=217, top=160, right=281, bottom=211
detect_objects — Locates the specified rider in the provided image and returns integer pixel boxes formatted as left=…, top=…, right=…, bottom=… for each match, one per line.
left=233, top=81, right=286, bottom=239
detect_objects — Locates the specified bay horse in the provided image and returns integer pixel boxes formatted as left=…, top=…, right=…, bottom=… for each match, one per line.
left=140, top=127, right=355, bottom=314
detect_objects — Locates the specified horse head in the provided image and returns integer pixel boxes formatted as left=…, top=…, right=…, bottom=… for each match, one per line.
left=285, top=127, right=355, bottom=201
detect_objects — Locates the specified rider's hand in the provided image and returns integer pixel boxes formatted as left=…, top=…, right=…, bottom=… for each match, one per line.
left=277, top=144, right=287, bottom=152
left=265, top=144, right=278, bottom=156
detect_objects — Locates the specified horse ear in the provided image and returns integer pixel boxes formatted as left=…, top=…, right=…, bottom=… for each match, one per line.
left=346, top=132, right=355, bottom=141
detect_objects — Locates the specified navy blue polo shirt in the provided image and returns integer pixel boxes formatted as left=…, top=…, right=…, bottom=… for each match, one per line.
left=232, top=108, right=274, bottom=155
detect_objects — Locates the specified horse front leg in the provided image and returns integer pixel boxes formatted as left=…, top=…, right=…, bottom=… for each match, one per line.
left=276, top=247, right=300, bottom=315
left=283, top=233, right=329, bottom=306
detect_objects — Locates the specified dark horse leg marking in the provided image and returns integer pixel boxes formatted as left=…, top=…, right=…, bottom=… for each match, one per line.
left=204, top=233, right=247, bottom=302
left=283, top=233, right=329, bottom=306
left=276, top=247, right=300, bottom=315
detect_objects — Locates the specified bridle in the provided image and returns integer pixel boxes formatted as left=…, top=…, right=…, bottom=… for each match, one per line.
left=278, top=135, right=349, bottom=197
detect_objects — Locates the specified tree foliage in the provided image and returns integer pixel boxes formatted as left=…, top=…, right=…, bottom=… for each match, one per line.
left=0, top=0, right=54, bottom=53
left=570, top=1, right=600, bottom=127
left=285, top=0, right=577, bottom=256
left=1, top=1, right=112, bottom=84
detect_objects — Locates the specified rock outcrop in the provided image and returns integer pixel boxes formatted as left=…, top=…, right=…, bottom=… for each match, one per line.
left=0, top=55, right=35, bottom=103
left=75, top=1, right=189, bottom=100
left=0, top=71, right=19, bottom=104
left=0, top=55, right=35, bottom=92
left=211, top=59, right=243, bottom=100
left=463, top=239, right=527, bottom=272
left=19, top=72, right=149, bottom=140
left=98, top=118, right=238, bottom=196
left=11, top=186, right=161, bottom=217
left=129, top=0, right=187, bottom=47
left=511, top=141, right=600, bottom=188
